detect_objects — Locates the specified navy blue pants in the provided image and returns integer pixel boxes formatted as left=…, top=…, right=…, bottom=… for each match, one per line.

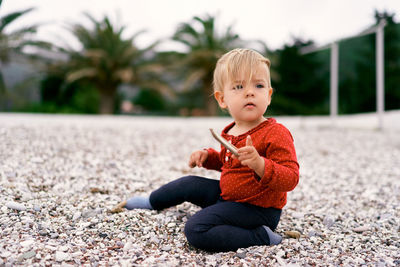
left=149, top=175, right=282, bottom=252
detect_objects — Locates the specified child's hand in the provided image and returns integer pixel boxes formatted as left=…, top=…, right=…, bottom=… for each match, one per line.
left=189, top=150, right=208, bottom=168
left=235, top=135, right=265, bottom=177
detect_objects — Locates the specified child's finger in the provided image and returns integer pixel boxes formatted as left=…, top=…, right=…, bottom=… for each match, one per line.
left=240, top=159, right=250, bottom=167
left=197, top=158, right=203, bottom=167
left=246, top=135, right=253, bottom=146
left=189, top=160, right=196, bottom=168
left=238, top=146, right=254, bottom=154
left=189, top=154, right=197, bottom=168
left=199, top=153, right=207, bottom=166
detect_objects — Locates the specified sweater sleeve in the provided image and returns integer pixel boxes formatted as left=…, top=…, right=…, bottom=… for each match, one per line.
left=202, top=148, right=223, bottom=172
left=259, top=124, right=299, bottom=192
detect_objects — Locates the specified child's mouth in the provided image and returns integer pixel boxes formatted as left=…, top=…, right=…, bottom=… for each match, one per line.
left=245, top=103, right=255, bottom=108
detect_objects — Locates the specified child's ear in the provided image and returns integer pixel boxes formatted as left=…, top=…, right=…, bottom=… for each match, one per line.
left=214, top=91, right=227, bottom=109
left=267, top=88, right=273, bottom=105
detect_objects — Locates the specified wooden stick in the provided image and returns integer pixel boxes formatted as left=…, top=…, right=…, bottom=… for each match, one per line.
left=209, top=128, right=239, bottom=156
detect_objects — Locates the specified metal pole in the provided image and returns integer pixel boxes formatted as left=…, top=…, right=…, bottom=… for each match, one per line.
left=330, top=42, right=339, bottom=124
left=376, top=20, right=385, bottom=130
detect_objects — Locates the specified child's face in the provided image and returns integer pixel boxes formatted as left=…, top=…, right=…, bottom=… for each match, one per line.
left=214, top=63, right=272, bottom=125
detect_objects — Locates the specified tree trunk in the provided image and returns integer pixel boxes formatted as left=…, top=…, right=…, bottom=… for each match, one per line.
left=99, top=88, right=117, bottom=114
left=206, top=94, right=218, bottom=116
left=203, top=76, right=218, bottom=116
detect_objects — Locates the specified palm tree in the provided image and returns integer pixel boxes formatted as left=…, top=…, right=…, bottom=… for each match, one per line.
left=171, top=14, right=241, bottom=115
left=62, top=13, right=169, bottom=114
left=0, top=0, right=49, bottom=95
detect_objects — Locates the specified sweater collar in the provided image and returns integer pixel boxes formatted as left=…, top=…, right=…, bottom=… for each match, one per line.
left=222, top=118, right=276, bottom=139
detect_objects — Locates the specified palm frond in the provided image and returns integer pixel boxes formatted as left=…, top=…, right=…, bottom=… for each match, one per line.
left=113, top=68, right=133, bottom=83
left=66, top=68, right=97, bottom=83
left=0, top=8, right=35, bottom=32
left=182, top=69, right=206, bottom=91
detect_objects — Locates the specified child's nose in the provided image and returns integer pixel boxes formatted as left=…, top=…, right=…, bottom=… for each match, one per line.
left=245, top=86, right=255, bottom=96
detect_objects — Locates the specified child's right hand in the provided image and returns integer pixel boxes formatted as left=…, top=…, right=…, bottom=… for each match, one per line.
left=188, top=150, right=208, bottom=168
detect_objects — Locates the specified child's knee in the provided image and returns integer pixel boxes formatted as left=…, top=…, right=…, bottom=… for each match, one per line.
left=176, top=175, right=198, bottom=186
left=184, top=217, right=207, bottom=249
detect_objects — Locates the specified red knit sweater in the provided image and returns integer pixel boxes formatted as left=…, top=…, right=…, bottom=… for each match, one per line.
left=204, top=118, right=299, bottom=209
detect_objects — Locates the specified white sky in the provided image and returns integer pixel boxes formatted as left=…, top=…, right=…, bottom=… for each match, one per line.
left=1, top=0, right=400, bottom=51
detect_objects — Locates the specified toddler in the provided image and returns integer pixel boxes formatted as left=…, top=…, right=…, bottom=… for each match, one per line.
left=113, top=48, right=299, bottom=252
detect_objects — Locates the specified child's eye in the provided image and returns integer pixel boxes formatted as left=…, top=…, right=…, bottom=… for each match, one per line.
left=233, top=84, right=243, bottom=90
left=256, top=84, right=264, bottom=88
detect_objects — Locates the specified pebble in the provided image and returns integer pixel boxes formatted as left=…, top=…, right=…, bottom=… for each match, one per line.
left=72, top=211, right=81, bottom=221
left=59, top=245, right=69, bottom=252
left=5, top=201, right=26, bottom=211
left=50, top=233, right=59, bottom=239
left=236, top=252, right=246, bottom=259
left=353, top=226, right=370, bottom=233
left=0, top=115, right=399, bottom=266
left=39, top=230, right=48, bottom=236
left=162, top=245, right=172, bottom=252
left=323, top=215, right=335, bottom=228
left=167, top=222, right=176, bottom=228
left=291, top=212, right=305, bottom=219
left=20, top=240, right=34, bottom=248
left=55, top=251, right=70, bottom=262
left=99, top=233, right=108, bottom=238
left=21, top=250, right=36, bottom=260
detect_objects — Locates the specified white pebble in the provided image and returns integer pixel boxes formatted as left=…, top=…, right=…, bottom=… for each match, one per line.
left=6, top=201, right=26, bottom=211
left=55, top=251, right=70, bottom=262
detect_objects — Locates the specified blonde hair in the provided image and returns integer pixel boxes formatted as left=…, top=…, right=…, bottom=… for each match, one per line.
left=213, top=48, right=271, bottom=93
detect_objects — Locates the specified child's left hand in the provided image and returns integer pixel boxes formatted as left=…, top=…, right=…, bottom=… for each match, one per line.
left=235, top=135, right=265, bottom=177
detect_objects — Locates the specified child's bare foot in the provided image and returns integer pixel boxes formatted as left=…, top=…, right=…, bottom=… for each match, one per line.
left=110, top=200, right=127, bottom=213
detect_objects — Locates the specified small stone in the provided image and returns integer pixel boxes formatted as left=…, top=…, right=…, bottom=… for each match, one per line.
left=307, top=230, right=316, bottom=237
left=353, top=226, right=370, bottom=233
left=236, top=252, right=246, bottom=259
left=75, top=230, right=84, bottom=236
left=20, top=239, right=34, bottom=247
left=1, top=251, right=11, bottom=258
left=72, top=211, right=81, bottom=221
left=5, top=172, right=16, bottom=178
left=167, top=222, right=176, bottom=228
left=39, top=230, right=48, bottom=236
left=1, top=206, right=8, bottom=213
left=22, top=250, right=36, bottom=259
left=59, top=245, right=69, bottom=252
left=55, top=251, right=70, bottom=262
left=162, top=245, right=171, bottom=252
left=6, top=201, right=26, bottom=211
left=378, top=213, right=392, bottom=220
left=149, top=236, right=160, bottom=243
left=99, top=233, right=108, bottom=238
left=50, top=233, right=59, bottom=239
left=292, top=212, right=305, bottom=219
left=123, top=241, right=132, bottom=252
left=82, top=209, right=97, bottom=218
left=45, top=245, right=57, bottom=251
left=323, top=216, right=335, bottom=228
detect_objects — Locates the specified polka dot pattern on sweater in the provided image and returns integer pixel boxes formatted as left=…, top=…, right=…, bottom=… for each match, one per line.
left=204, top=118, right=300, bottom=209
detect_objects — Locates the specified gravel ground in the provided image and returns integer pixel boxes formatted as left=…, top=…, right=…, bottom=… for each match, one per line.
left=1, top=113, right=399, bottom=266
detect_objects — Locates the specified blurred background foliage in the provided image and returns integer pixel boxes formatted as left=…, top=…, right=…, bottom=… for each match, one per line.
left=0, top=1, right=399, bottom=116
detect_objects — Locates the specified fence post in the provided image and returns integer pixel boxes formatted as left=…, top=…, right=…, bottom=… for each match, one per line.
left=330, top=42, right=339, bottom=124
left=376, top=20, right=385, bottom=130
